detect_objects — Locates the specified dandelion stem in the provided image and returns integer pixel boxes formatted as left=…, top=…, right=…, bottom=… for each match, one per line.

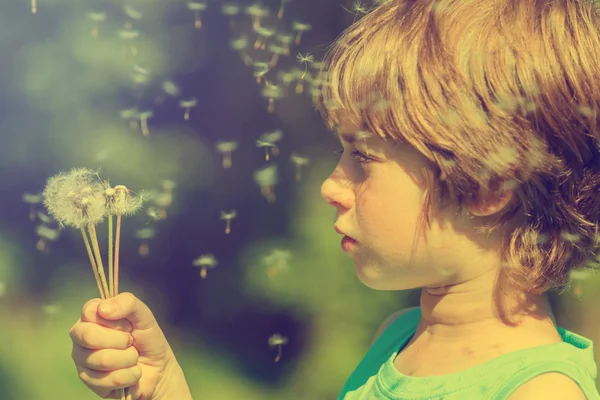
left=87, top=223, right=110, bottom=299
left=80, top=227, right=106, bottom=300
left=108, top=214, right=114, bottom=298
left=120, top=388, right=126, bottom=400
left=115, top=214, right=122, bottom=295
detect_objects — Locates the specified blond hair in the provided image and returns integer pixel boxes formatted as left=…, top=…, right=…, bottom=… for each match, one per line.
left=314, top=0, right=600, bottom=297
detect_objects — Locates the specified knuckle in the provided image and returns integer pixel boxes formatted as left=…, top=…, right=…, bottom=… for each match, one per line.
left=80, top=328, right=94, bottom=347
left=120, top=292, right=136, bottom=307
left=129, top=347, right=139, bottom=366
left=96, top=350, right=113, bottom=370
left=82, top=298, right=101, bottom=314
left=112, top=367, right=137, bottom=388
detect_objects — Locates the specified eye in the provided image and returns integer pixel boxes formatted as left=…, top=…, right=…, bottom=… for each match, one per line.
left=333, top=148, right=373, bottom=164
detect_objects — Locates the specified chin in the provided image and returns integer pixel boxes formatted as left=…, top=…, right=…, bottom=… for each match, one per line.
left=354, top=263, right=402, bottom=291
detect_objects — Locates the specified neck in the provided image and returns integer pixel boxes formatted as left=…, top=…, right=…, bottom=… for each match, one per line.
left=416, top=274, right=555, bottom=345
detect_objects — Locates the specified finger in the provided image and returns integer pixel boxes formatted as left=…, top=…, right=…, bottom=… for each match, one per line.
left=71, top=345, right=139, bottom=372
left=97, top=292, right=157, bottom=331
left=77, top=364, right=142, bottom=393
left=81, top=298, right=133, bottom=333
left=70, top=322, right=133, bottom=350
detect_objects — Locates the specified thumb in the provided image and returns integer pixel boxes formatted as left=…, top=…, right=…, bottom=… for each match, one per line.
left=98, top=292, right=157, bottom=330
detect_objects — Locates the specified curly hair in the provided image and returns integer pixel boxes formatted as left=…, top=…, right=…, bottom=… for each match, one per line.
left=313, top=0, right=600, bottom=298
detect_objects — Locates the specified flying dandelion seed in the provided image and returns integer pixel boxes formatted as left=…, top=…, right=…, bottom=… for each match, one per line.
left=253, top=62, right=270, bottom=84
left=124, top=4, right=142, bottom=20
left=276, top=33, right=294, bottom=56
left=342, top=0, right=370, bottom=21
left=146, top=206, right=165, bottom=222
left=290, top=153, right=311, bottom=182
left=253, top=165, right=279, bottom=203
left=187, top=1, right=208, bottom=29
left=36, top=210, right=53, bottom=224
left=87, top=11, right=107, bottom=38
left=179, top=98, right=198, bottom=121
left=291, top=21, right=312, bottom=46
left=268, top=333, right=288, bottom=362
left=231, top=35, right=253, bottom=66
left=277, top=70, right=296, bottom=89
left=192, top=254, right=218, bottom=279
left=35, top=224, right=61, bottom=254
left=220, top=210, right=237, bottom=234
left=268, top=44, right=287, bottom=68
left=296, top=53, right=314, bottom=80
left=216, top=140, right=239, bottom=169
left=245, top=3, right=270, bottom=29
left=259, top=129, right=283, bottom=159
left=120, top=107, right=140, bottom=131
left=163, top=80, right=181, bottom=97
left=262, top=82, right=284, bottom=113
left=291, top=68, right=306, bottom=94
left=253, top=25, right=276, bottom=50
left=137, top=110, right=154, bottom=137
left=23, top=193, right=42, bottom=222
left=263, top=249, right=292, bottom=278
left=221, top=3, right=241, bottom=28
left=277, top=0, right=293, bottom=19
left=135, top=227, right=155, bottom=257
left=161, top=180, right=176, bottom=192
left=256, top=140, right=276, bottom=161
left=118, top=29, right=140, bottom=56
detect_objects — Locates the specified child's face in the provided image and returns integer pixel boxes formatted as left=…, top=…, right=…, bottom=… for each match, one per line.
left=321, top=120, right=507, bottom=291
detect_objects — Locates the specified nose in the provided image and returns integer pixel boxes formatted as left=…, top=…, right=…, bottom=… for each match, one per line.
left=321, top=166, right=353, bottom=209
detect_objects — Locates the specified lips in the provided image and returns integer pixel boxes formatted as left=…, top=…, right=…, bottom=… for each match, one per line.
left=334, top=225, right=355, bottom=240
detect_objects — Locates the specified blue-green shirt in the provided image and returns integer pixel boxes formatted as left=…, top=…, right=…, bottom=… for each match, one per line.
left=338, top=307, right=600, bottom=399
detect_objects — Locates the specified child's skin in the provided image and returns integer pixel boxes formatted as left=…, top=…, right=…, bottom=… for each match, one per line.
left=321, top=118, right=561, bottom=375
left=69, top=293, right=193, bottom=399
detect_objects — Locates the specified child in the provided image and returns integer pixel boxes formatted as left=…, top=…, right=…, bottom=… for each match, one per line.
left=69, top=0, right=600, bottom=398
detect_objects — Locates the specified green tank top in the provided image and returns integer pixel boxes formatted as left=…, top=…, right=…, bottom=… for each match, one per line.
left=337, top=307, right=599, bottom=399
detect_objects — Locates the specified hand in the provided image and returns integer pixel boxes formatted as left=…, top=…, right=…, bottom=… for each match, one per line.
left=69, top=292, right=177, bottom=399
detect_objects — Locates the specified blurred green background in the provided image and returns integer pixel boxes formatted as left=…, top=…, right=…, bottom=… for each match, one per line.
left=0, top=0, right=598, bottom=398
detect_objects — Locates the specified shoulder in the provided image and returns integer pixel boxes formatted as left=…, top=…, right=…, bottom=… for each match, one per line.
left=508, top=372, right=588, bottom=400
left=371, top=306, right=419, bottom=346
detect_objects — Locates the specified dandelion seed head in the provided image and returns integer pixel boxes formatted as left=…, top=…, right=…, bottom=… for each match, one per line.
left=42, top=168, right=107, bottom=229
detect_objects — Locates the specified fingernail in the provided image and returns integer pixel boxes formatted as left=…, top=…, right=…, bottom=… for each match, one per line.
left=99, top=300, right=116, bottom=315
left=128, top=335, right=134, bottom=347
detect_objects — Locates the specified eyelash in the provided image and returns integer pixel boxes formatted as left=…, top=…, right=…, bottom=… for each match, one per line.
left=333, top=148, right=373, bottom=164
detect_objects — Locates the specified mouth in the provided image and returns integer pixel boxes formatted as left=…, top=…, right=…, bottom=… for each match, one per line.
left=334, top=225, right=355, bottom=241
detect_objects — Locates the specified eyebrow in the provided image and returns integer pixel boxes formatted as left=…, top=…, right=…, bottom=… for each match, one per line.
left=332, top=131, right=357, bottom=144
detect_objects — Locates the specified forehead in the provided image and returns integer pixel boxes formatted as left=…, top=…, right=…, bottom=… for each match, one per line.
left=333, top=118, right=380, bottom=142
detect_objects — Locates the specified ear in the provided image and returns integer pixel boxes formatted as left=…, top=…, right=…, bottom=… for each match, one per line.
left=467, top=187, right=514, bottom=217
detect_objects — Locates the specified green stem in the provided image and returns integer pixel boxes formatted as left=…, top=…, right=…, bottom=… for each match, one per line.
left=80, top=227, right=105, bottom=300
left=87, top=223, right=110, bottom=299
left=108, top=215, right=114, bottom=298
left=115, top=214, right=122, bottom=295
